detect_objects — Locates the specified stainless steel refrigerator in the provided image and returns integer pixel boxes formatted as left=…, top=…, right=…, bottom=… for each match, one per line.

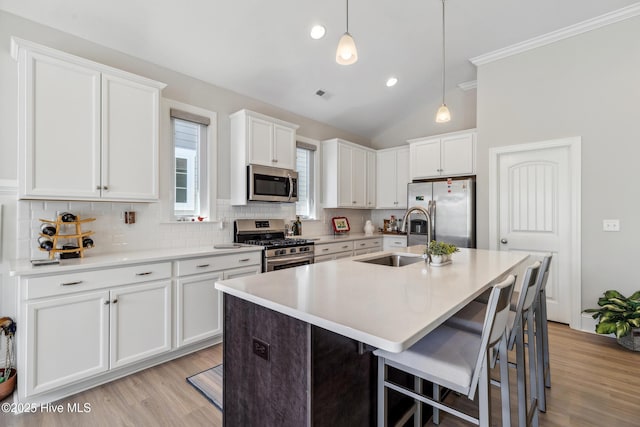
left=406, top=177, right=476, bottom=248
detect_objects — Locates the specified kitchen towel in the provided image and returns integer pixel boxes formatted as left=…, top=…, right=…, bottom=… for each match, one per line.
left=186, top=364, right=223, bottom=411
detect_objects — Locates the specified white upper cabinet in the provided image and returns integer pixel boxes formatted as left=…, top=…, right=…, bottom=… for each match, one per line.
left=230, top=109, right=299, bottom=205
left=366, top=150, right=377, bottom=208
left=12, top=38, right=166, bottom=201
left=408, top=130, right=476, bottom=180
left=376, top=147, right=409, bottom=209
left=231, top=109, right=298, bottom=170
left=322, top=138, right=375, bottom=209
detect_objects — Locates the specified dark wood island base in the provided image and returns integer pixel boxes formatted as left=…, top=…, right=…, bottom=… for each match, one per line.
left=223, top=294, right=376, bottom=426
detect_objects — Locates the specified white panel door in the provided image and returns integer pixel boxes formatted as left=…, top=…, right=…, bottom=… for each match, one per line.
left=101, top=74, right=160, bottom=200
left=26, top=290, right=109, bottom=396
left=23, top=51, right=101, bottom=199
left=176, top=272, right=223, bottom=347
left=248, top=116, right=273, bottom=166
left=497, top=144, right=572, bottom=323
left=110, top=280, right=171, bottom=369
left=273, top=124, right=296, bottom=169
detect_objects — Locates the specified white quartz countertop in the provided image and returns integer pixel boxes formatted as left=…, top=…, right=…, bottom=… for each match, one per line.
left=10, top=245, right=263, bottom=276
left=215, top=247, right=529, bottom=353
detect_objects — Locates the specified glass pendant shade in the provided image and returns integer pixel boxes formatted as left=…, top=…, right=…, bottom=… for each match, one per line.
left=435, top=104, right=451, bottom=123
left=336, top=32, right=358, bottom=65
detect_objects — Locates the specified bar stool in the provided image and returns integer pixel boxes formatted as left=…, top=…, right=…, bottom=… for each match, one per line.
left=446, top=261, right=541, bottom=427
left=533, top=255, right=552, bottom=412
left=374, top=275, right=515, bottom=427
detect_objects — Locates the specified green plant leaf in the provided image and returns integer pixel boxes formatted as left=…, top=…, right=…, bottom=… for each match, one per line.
left=608, top=297, right=631, bottom=308
left=628, top=318, right=640, bottom=328
left=605, top=290, right=625, bottom=300
left=628, top=291, right=640, bottom=301
left=599, top=304, right=626, bottom=312
left=616, top=321, right=631, bottom=338
left=596, top=321, right=617, bottom=335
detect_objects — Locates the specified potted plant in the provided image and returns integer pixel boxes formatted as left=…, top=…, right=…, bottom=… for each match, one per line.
left=427, top=240, right=459, bottom=265
left=0, top=317, right=16, bottom=401
left=583, top=290, right=640, bottom=351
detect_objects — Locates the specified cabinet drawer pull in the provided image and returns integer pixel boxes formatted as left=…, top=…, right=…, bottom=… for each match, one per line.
left=239, top=258, right=251, bottom=262
left=360, top=243, right=366, bottom=246
left=136, top=272, right=153, bottom=276
left=60, top=280, right=83, bottom=286
left=196, top=264, right=211, bottom=268
left=322, top=248, right=329, bottom=252
left=342, top=245, right=350, bottom=249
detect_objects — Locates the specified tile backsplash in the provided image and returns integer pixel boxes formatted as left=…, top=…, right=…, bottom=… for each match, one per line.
left=19, top=200, right=387, bottom=260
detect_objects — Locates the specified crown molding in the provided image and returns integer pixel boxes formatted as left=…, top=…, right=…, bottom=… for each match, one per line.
left=457, top=80, right=477, bottom=91
left=470, top=3, right=640, bottom=66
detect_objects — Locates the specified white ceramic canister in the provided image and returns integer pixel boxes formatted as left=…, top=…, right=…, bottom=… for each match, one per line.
left=364, top=220, right=374, bottom=236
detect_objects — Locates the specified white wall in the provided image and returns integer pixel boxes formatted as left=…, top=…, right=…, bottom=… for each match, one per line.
left=476, top=16, right=640, bottom=308
left=370, top=88, right=477, bottom=149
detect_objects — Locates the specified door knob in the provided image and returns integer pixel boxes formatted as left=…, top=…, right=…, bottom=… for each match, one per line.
left=500, top=238, right=508, bottom=244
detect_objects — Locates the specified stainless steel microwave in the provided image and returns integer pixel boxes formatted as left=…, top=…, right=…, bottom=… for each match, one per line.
left=247, top=164, right=298, bottom=203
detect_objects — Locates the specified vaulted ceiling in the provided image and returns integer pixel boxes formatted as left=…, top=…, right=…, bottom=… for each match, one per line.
left=1, top=0, right=637, bottom=142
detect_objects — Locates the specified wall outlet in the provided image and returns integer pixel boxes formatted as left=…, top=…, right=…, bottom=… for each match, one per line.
left=603, top=219, right=620, bottom=232
left=252, top=337, right=270, bottom=361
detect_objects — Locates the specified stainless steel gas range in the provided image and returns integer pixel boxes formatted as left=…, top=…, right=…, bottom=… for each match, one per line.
left=234, top=219, right=314, bottom=272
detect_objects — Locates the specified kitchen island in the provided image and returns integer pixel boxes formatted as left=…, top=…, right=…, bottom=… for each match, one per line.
left=215, top=247, right=528, bottom=426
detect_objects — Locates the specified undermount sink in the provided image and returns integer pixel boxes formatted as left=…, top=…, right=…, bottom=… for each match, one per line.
left=356, top=253, right=424, bottom=267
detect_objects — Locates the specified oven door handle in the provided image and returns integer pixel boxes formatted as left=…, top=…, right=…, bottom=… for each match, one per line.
left=287, top=173, right=293, bottom=202
left=267, top=254, right=314, bottom=267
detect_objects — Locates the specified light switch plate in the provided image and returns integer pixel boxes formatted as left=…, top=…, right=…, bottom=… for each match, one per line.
left=603, top=219, right=620, bottom=232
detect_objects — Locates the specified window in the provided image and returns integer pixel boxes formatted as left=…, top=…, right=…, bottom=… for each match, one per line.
left=296, top=139, right=318, bottom=219
left=167, top=101, right=217, bottom=220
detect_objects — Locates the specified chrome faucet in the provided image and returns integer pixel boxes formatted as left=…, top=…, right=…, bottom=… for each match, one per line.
left=401, top=205, right=433, bottom=262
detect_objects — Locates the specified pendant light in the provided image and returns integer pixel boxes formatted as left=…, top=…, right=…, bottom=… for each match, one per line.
left=435, top=0, right=451, bottom=123
left=336, top=0, right=358, bottom=65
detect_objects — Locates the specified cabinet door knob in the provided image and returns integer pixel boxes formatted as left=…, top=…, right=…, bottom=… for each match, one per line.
left=500, top=238, right=508, bottom=244
left=112, top=299, right=118, bottom=304
left=103, top=186, right=109, bottom=190
left=96, top=186, right=102, bottom=190
left=272, top=159, right=278, bottom=163
left=104, top=300, right=110, bottom=305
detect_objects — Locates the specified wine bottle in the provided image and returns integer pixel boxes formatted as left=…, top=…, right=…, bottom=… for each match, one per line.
left=60, top=212, right=77, bottom=222
left=40, top=223, right=56, bottom=236
left=82, top=237, right=94, bottom=248
left=38, top=237, right=53, bottom=251
left=295, top=216, right=302, bottom=236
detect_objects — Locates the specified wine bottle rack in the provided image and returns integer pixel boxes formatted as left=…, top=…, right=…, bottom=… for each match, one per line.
left=39, top=215, right=96, bottom=259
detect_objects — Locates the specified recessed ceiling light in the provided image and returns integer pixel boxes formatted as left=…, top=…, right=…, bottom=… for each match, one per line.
left=386, top=77, right=398, bottom=87
left=310, top=25, right=326, bottom=40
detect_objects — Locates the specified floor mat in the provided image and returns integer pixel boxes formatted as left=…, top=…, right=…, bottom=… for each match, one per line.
left=186, top=364, right=223, bottom=411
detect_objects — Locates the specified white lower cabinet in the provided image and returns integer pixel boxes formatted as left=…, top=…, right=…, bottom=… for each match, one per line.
left=26, top=290, right=109, bottom=396
left=109, top=281, right=171, bottom=369
left=174, top=255, right=261, bottom=348
left=314, top=238, right=383, bottom=262
left=383, top=235, right=408, bottom=250
left=25, top=278, right=171, bottom=396
left=18, top=250, right=262, bottom=403
left=176, top=272, right=223, bottom=348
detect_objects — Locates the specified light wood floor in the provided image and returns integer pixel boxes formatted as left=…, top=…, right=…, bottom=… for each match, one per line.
left=1, top=323, right=638, bottom=426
